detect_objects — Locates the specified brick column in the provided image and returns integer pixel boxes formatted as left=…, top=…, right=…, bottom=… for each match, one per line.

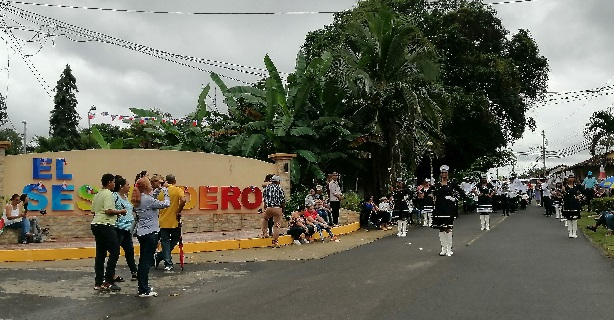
left=0, top=141, right=11, bottom=203
left=268, top=153, right=297, bottom=200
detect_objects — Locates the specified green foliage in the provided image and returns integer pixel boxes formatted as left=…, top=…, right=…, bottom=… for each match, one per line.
left=585, top=110, right=614, bottom=156
left=341, top=191, right=363, bottom=212
left=49, top=64, right=80, bottom=150
left=0, top=128, right=23, bottom=155
left=590, top=197, right=614, bottom=214
left=578, top=215, right=614, bottom=258
left=285, top=190, right=309, bottom=218
left=0, top=93, right=8, bottom=126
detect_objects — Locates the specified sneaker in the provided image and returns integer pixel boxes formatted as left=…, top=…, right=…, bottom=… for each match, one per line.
left=300, top=238, right=308, bottom=244
left=131, top=273, right=138, bottom=281
left=94, top=285, right=102, bottom=290
left=112, top=276, right=124, bottom=283
left=163, top=265, right=174, bottom=271
left=99, top=282, right=121, bottom=292
left=138, top=291, right=158, bottom=297
left=293, top=240, right=301, bottom=245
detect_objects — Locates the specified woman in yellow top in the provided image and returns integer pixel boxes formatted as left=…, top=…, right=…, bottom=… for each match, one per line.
left=91, top=173, right=127, bottom=292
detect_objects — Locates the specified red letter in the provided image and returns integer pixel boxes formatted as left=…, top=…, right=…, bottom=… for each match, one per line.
left=241, top=187, right=262, bottom=210
left=199, top=186, right=218, bottom=210
left=221, top=186, right=241, bottom=210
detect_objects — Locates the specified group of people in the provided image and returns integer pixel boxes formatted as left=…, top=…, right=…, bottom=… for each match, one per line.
left=260, top=172, right=342, bottom=248
left=90, top=171, right=186, bottom=297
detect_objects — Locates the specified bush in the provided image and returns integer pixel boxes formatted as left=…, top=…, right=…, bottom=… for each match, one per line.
left=342, top=191, right=362, bottom=212
left=590, top=197, right=614, bottom=213
left=285, top=190, right=309, bottom=218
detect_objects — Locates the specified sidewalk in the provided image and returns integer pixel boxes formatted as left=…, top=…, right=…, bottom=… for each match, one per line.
left=0, top=223, right=361, bottom=262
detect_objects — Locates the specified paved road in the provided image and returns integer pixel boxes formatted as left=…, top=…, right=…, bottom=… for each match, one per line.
left=1, top=205, right=613, bottom=320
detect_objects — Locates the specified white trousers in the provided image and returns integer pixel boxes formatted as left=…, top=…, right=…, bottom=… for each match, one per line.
left=397, top=219, right=407, bottom=236
left=480, top=215, right=490, bottom=230
left=567, top=219, right=578, bottom=238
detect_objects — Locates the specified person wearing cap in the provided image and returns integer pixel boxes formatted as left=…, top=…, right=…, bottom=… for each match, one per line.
left=155, top=174, right=186, bottom=271
left=460, top=177, right=474, bottom=214
left=476, top=173, right=496, bottom=230
left=392, top=178, right=411, bottom=234
left=508, top=173, right=524, bottom=212
left=432, top=165, right=465, bottom=256
left=500, top=182, right=511, bottom=216
left=562, top=173, right=584, bottom=238
left=262, top=175, right=285, bottom=247
left=417, top=178, right=434, bottom=227
left=582, top=171, right=597, bottom=212
left=328, top=172, right=343, bottom=226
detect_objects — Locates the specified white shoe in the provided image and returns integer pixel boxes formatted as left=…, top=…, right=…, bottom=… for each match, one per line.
left=486, top=227, right=490, bottom=231
left=139, top=291, right=158, bottom=297
left=439, top=247, right=446, bottom=256
left=400, top=233, right=406, bottom=237
left=480, top=227, right=485, bottom=231
left=293, top=240, right=301, bottom=245
left=397, top=233, right=401, bottom=237
left=446, top=250, right=453, bottom=257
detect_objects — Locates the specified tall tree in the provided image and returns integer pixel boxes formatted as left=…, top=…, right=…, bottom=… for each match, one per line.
left=0, top=128, right=23, bottom=155
left=49, top=64, right=80, bottom=150
left=585, top=110, right=614, bottom=156
left=0, top=93, right=8, bottom=126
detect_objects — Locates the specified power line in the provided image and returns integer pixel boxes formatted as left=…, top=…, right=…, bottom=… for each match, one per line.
left=3, top=1, right=341, bottom=15
left=544, top=75, right=614, bottom=131
left=2, top=4, right=276, bottom=84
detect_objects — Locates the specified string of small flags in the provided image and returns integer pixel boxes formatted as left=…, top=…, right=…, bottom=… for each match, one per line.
left=89, top=111, right=203, bottom=126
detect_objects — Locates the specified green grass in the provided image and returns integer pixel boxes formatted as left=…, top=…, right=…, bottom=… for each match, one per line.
left=578, top=212, right=614, bottom=258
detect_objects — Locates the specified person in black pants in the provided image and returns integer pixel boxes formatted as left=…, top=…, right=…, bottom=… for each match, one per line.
left=328, top=172, right=343, bottom=226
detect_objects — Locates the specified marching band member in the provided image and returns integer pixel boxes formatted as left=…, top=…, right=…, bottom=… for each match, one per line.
left=418, top=179, right=434, bottom=227
left=562, top=174, right=584, bottom=238
left=552, top=182, right=564, bottom=220
left=476, top=174, right=495, bottom=230
left=432, top=165, right=465, bottom=256
left=392, top=179, right=411, bottom=235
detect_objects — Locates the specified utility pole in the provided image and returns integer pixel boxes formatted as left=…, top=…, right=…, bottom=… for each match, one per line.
left=21, top=120, right=26, bottom=154
left=542, top=130, right=546, bottom=177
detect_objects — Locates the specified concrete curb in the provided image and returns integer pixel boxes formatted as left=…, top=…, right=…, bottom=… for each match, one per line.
left=0, top=222, right=361, bottom=262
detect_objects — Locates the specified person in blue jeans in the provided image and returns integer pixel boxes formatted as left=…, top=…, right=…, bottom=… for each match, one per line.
left=132, top=176, right=170, bottom=297
left=586, top=211, right=614, bottom=235
left=3, top=194, right=32, bottom=244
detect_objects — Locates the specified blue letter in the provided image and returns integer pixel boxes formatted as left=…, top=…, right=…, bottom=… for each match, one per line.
left=22, top=184, right=48, bottom=211
left=52, top=184, right=74, bottom=211
left=33, top=158, right=52, bottom=179
left=56, top=158, right=72, bottom=180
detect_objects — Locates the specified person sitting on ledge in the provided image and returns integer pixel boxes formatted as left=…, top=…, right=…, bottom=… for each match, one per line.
left=287, top=209, right=310, bottom=245
left=3, top=194, right=33, bottom=244
left=303, top=203, right=339, bottom=242
left=586, top=211, right=614, bottom=236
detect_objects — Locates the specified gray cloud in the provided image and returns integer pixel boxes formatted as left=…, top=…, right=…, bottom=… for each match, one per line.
left=1, top=0, right=608, bottom=176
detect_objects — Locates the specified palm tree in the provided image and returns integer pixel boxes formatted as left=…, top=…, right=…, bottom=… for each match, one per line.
left=339, top=8, right=442, bottom=195
left=585, top=110, right=614, bottom=156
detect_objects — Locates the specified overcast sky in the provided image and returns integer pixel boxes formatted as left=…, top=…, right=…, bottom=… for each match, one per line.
left=0, top=0, right=610, bottom=176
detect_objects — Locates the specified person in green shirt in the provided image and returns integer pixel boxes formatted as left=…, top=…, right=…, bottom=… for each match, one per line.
left=91, top=173, right=127, bottom=292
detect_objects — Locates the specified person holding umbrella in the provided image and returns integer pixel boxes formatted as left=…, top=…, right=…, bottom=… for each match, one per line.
left=155, top=174, right=187, bottom=271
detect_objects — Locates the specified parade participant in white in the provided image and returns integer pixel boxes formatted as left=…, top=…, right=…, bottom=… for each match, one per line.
left=562, top=174, right=584, bottom=238
left=476, top=174, right=495, bottom=230
left=431, top=165, right=465, bottom=257
left=392, top=179, right=411, bottom=235
left=417, top=179, right=435, bottom=227
left=552, top=182, right=564, bottom=220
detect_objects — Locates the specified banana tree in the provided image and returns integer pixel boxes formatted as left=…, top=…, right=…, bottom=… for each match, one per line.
left=211, top=51, right=360, bottom=185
